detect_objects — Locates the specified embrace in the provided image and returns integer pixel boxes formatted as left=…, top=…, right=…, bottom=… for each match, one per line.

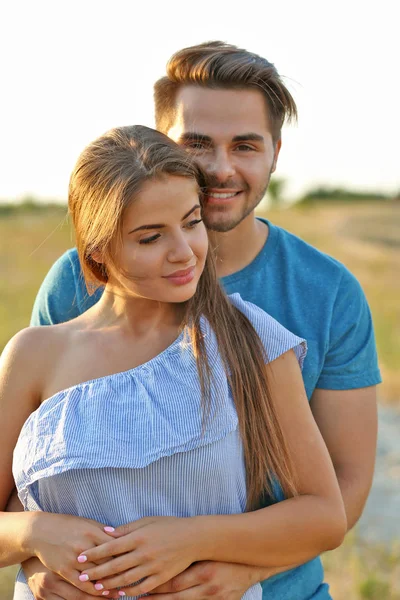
left=0, top=41, right=380, bottom=600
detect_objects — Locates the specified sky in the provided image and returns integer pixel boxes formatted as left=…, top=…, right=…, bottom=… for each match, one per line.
left=1, top=0, right=399, bottom=202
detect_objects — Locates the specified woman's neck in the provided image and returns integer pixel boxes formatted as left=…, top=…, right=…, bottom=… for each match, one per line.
left=83, top=286, right=185, bottom=336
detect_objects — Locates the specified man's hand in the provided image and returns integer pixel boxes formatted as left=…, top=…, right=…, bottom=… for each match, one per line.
left=22, top=557, right=121, bottom=599
left=148, top=561, right=294, bottom=599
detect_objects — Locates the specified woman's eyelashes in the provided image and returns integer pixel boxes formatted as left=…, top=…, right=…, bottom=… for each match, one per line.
left=186, top=218, right=203, bottom=228
left=139, top=219, right=203, bottom=245
left=139, top=233, right=161, bottom=245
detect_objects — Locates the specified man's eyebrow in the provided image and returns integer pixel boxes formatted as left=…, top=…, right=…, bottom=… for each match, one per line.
left=129, top=204, right=200, bottom=234
left=177, top=132, right=213, bottom=144
left=177, top=132, right=264, bottom=144
left=232, top=133, right=265, bottom=143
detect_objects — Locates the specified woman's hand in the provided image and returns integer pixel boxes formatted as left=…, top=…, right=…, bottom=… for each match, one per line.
left=77, top=516, right=202, bottom=596
left=22, top=556, right=123, bottom=599
left=28, top=512, right=119, bottom=596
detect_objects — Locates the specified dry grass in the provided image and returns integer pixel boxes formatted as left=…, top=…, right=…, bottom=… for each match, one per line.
left=322, top=532, right=400, bottom=599
left=0, top=566, right=18, bottom=600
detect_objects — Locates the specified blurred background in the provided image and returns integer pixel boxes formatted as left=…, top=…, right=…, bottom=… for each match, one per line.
left=1, top=0, right=399, bottom=598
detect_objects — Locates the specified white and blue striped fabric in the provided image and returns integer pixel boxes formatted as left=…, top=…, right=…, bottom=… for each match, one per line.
left=12, top=294, right=306, bottom=600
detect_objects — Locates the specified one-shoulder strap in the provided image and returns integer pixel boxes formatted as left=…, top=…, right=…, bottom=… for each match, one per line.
left=228, top=293, right=307, bottom=368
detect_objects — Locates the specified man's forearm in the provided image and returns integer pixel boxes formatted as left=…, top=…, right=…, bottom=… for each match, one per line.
left=253, top=562, right=301, bottom=582
left=336, top=467, right=373, bottom=531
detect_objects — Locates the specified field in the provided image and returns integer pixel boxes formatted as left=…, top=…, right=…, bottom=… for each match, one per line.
left=0, top=199, right=399, bottom=598
left=1, top=199, right=399, bottom=401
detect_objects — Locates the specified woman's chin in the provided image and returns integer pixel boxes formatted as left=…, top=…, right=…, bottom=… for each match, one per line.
left=158, top=280, right=199, bottom=304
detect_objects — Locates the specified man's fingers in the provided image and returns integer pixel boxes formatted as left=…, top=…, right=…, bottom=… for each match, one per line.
left=150, top=572, right=197, bottom=594
left=31, top=577, right=107, bottom=600
left=150, top=562, right=218, bottom=595
left=149, top=587, right=205, bottom=600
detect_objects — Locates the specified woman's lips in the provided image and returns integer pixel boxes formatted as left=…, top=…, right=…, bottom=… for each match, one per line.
left=164, top=266, right=196, bottom=285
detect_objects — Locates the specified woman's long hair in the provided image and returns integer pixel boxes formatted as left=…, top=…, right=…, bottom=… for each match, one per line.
left=69, top=125, right=298, bottom=510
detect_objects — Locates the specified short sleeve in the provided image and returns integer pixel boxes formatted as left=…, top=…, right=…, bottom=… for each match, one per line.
left=316, top=269, right=381, bottom=389
left=30, top=249, right=103, bottom=326
left=228, top=293, right=307, bottom=369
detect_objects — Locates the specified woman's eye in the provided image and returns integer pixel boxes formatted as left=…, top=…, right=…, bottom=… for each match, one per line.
left=186, top=218, right=203, bottom=228
left=139, top=234, right=160, bottom=244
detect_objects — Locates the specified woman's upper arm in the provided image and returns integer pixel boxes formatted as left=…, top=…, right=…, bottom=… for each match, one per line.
left=267, top=349, right=342, bottom=502
left=0, top=329, right=42, bottom=510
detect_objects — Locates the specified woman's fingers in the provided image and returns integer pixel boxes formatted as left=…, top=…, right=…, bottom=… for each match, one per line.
left=63, top=568, right=111, bottom=597
left=80, top=534, right=136, bottom=563
left=111, top=517, right=157, bottom=538
left=91, top=565, right=150, bottom=592
left=79, top=552, right=140, bottom=581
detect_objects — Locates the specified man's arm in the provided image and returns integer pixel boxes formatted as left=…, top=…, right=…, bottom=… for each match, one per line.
left=310, top=267, right=380, bottom=531
left=310, top=386, right=377, bottom=530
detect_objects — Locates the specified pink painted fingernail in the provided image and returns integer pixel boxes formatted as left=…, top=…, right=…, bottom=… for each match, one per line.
left=95, top=583, right=104, bottom=590
left=102, top=593, right=110, bottom=597
left=79, top=574, right=89, bottom=582
left=77, top=555, right=87, bottom=563
left=118, top=593, right=126, bottom=597
left=104, top=526, right=115, bottom=532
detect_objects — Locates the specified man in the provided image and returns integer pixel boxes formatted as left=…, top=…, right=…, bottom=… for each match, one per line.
left=18, top=41, right=380, bottom=599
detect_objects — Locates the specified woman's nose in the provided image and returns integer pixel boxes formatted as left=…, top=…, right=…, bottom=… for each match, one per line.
left=167, top=234, right=194, bottom=264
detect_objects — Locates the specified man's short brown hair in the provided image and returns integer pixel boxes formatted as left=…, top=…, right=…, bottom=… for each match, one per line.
left=154, top=41, right=297, bottom=142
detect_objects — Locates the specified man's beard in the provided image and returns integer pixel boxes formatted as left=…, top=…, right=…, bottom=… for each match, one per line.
left=202, top=174, right=271, bottom=233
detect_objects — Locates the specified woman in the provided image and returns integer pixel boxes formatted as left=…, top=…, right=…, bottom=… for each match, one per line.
left=0, top=126, right=346, bottom=599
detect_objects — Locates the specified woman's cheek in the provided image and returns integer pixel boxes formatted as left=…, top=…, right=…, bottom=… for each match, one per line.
left=195, top=226, right=209, bottom=260
left=132, top=250, right=160, bottom=279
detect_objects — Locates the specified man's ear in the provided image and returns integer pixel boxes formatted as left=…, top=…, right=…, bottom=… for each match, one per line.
left=271, top=138, right=282, bottom=173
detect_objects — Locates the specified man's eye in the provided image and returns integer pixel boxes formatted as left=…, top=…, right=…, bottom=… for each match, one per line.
left=139, top=234, right=160, bottom=244
left=186, top=142, right=209, bottom=151
left=235, top=144, right=255, bottom=151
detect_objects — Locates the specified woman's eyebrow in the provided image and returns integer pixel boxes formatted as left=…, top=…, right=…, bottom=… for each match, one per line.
left=182, top=204, right=201, bottom=220
left=129, top=205, right=200, bottom=234
left=129, top=223, right=165, bottom=234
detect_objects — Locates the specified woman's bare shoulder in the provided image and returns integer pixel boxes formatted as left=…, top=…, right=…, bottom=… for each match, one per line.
left=0, top=324, right=77, bottom=406
left=2, top=323, right=70, bottom=361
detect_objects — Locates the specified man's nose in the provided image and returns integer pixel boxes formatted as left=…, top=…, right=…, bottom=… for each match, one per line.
left=206, top=149, right=235, bottom=182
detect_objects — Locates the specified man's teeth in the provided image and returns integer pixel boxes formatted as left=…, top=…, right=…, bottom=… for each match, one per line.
left=208, top=192, right=239, bottom=199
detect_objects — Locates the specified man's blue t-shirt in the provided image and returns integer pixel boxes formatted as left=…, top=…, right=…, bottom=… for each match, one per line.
left=30, top=219, right=381, bottom=600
